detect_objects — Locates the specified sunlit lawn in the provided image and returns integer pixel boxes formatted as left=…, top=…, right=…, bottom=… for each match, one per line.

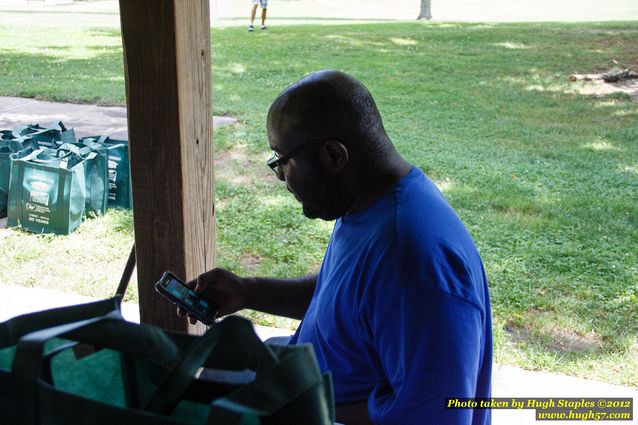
left=0, top=10, right=636, bottom=385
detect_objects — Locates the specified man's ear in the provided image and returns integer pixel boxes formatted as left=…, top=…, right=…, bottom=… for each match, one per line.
left=319, top=139, right=349, bottom=173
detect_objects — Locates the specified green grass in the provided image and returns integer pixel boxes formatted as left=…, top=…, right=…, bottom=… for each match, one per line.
left=0, top=12, right=637, bottom=385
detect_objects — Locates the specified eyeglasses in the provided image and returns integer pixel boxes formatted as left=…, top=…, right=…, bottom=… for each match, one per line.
left=266, top=138, right=326, bottom=174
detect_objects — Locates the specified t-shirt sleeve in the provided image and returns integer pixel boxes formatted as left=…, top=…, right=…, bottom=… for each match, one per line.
left=365, top=286, right=485, bottom=425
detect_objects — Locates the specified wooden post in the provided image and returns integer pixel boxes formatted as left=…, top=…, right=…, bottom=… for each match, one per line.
left=119, top=0, right=215, bottom=333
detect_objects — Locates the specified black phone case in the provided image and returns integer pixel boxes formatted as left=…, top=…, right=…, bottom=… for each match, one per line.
left=155, top=274, right=216, bottom=325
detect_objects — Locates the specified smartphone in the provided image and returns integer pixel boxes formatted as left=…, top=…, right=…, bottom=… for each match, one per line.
left=155, top=271, right=218, bottom=325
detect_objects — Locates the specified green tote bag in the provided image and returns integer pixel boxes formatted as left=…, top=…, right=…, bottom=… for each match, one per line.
left=7, top=148, right=87, bottom=234
left=79, top=136, right=132, bottom=209
left=0, top=145, right=13, bottom=217
left=0, top=298, right=123, bottom=424
left=3, top=311, right=185, bottom=425
left=148, top=316, right=336, bottom=425
left=3, top=312, right=334, bottom=425
left=0, top=138, right=37, bottom=217
left=57, top=143, right=109, bottom=216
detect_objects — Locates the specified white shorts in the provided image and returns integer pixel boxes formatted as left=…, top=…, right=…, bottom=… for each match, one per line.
left=252, top=0, right=267, bottom=8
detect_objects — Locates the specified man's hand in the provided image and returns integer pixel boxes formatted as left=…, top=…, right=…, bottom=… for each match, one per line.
left=177, top=268, right=250, bottom=324
left=176, top=271, right=317, bottom=323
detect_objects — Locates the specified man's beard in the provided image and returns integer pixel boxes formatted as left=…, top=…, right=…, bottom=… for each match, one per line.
left=293, top=164, right=350, bottom=221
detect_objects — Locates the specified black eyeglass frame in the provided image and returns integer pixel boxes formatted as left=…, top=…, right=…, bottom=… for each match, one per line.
left=266, top=138, right=328, bottom=174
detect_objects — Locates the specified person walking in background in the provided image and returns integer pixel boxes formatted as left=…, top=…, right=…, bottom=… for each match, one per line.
left=249, top=0, right=268, bottom=31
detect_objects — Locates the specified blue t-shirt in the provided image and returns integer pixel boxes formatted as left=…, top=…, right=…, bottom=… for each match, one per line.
left=290, top=166, right=492, bottom=425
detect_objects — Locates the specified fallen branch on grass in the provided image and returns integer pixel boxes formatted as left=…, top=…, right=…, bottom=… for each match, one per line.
left=569, top=68, right=638, bottom=83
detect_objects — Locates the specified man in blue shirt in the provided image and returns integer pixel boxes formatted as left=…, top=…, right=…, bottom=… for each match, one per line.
left=179, top=70, right=492, bottom=425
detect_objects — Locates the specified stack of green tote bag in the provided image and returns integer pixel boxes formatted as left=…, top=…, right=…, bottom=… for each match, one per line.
left=0, top=121, right=133, bottom=234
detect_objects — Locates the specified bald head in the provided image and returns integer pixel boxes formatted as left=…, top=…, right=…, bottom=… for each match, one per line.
left=265, top=71, right=410, bottom=219
left=267, top=70, right=392, bottom=168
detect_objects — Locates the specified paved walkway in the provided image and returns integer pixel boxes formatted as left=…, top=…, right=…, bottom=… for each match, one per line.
left=2, top=101, right=637, bottom=422
left=1, top=0, right=637, bottom=23
left=0, top=96, right=236, bottom=141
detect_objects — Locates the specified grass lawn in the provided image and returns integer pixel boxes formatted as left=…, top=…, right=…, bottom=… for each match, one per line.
left=0, top=11, right=636, bottom=386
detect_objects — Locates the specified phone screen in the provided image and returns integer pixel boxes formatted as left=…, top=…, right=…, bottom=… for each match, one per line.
left=165, top=278, right=198, bottom=306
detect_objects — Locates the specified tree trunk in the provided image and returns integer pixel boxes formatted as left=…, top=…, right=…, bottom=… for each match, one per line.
left=418, top=0, right=432, bottom=20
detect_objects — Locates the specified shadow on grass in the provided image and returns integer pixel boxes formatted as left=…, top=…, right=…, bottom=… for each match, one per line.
left=0, top=48, right=126, bottom=105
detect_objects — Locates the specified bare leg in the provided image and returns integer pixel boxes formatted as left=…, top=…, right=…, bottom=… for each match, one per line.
left=261, top=8, right=267, bottom=26
left=250, top=4, right=258, bottom=25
